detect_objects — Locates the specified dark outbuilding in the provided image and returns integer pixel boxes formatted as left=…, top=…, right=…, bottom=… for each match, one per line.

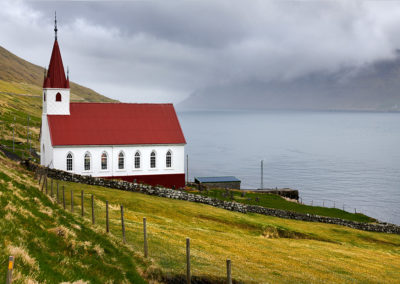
left=194, top=176, right=241, bottom=189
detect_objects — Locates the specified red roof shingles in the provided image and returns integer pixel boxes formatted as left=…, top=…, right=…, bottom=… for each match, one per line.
left=43, top=40, right=69, bottom=88
left=47, top=103, right=186, bottom=146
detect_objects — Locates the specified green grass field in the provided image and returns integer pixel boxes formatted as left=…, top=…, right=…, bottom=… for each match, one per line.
left=189, top=188, right=375, bottom=223
left=0, top=154, right=147, bottom=283
left=31, top=166, right=400, bottom=283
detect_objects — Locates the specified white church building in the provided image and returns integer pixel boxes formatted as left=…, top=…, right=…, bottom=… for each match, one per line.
left=40, top=18, right=186, bottom=188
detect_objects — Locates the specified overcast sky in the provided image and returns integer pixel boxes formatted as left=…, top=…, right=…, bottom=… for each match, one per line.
left=1, top=0, right=400, bottom=103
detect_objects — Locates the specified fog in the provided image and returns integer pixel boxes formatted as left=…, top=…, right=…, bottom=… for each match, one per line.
left=1, top=0, right=400, bottom=109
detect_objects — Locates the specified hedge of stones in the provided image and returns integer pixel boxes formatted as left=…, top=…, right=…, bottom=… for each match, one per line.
left=23, top=160, right=400, bottom=234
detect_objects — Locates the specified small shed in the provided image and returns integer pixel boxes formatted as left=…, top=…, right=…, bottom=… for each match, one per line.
left=194, top=176, right=241, bottom=189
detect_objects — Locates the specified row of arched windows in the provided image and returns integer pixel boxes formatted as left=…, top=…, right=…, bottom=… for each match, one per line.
left=66, top=150, right=172, bottom=171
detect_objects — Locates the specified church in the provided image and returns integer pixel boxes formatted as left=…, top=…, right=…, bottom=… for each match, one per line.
left=40, top=18, right=186, bottom=188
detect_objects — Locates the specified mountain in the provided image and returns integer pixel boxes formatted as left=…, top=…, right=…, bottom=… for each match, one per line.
left=0, top=45, right=116, bottom=156
left=0, top=45, right=116, bottom=102
left=179, top=55, right=400, bottom=111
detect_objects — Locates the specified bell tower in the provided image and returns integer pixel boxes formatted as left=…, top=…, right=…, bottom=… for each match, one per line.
left=42, top=12, right=70, bottom=116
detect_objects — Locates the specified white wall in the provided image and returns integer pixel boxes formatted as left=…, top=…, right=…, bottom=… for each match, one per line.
left=40, top=115, right=54, bottom=167
left=52, top=144, right=185, bottom=177
left=43, top=88, right=70, bottom=115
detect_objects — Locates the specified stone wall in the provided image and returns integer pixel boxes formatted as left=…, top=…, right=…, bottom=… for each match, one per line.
left=24, top=160, right=400, bottom=235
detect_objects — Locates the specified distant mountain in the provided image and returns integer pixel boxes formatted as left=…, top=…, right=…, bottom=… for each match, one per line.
left=179, top=55, right=400, bottom=111
left=0, top=45, right=116, bottom=102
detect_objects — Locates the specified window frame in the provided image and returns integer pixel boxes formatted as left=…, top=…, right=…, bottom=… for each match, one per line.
left=166, top=150, right=172, bottom=168
left=66, top=152, right=73, bottom=171
left=134, top=151, right=141, bottom=169
left=118, top=151, right=125, bottom=170
left=101, top=151, right=108, bottom=170
left=56, top=92, right=62, bottom=102
left=84, top=152, right=91, bottom=171
left=150, top=151, right=156, bottom=169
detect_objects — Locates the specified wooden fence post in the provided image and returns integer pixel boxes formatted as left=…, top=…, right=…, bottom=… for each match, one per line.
left=6, top=255, right=14, bottom=284
left=38, top=172, right=43, bottom=185
left=62, top=186, right=66, bottom=210
left=41, top=175, right=45, bottom=192
left=143, top=217, right=148, bottom=258
left=50, top=179, right=53, bottom=197
left=106, top=201, right=109, bottom=233
left=45, top=177, right=48, bottom=195
left=81, top=190, right=84, bottom=217
left=70, top=190, right=74, bottom=213
left=121, top=205, right=126, bottom=243
left=226, top=259, right=232, bottom=284
left=91, top=194, right=95, bottom=225
left=186, top=238, right=191, bottom=284
left=56, top=181, right=59, bottom=203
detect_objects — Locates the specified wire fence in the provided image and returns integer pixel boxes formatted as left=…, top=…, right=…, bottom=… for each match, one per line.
left=5, top=168, right=236, bottom=284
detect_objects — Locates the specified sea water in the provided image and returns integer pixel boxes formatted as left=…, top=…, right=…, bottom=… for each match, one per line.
left=178, top=110, right=400, bottom=225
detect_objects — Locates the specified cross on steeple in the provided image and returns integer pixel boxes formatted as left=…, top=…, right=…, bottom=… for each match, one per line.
left=54, top=11, right=58, bottom=40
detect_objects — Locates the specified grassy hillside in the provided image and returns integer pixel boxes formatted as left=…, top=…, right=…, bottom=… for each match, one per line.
left=0, top=45, right=117, bottom=159
left=189, top=188, right=374, bottom=223
left=0, top=153, right=146, bottom=283
left=26, top=166, right=400, bottom=282
left=0, top=45, right=116, bottom=103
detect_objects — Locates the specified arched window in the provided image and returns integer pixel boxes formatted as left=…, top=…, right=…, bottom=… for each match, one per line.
left=150, top=151, right=156, bottom=168
left=56, top=92, right=62, bottom=102
left=101, top=152, right=108, bottom=170
left=118, top=151, right=125, bottom=169
left=84, top=152, right=91, bottom=171
left=166, top=150, right=172, bottom=168
left=134, top=151, right=141, bottom=169
left=66, top=152, right=73, bottom=171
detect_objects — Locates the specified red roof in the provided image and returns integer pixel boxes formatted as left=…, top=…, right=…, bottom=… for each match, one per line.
left=43, top=40, right=69, bottom=88
left=47, top=103, right=186, bottom=146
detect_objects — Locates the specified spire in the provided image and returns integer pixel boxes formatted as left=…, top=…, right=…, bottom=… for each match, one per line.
left=43, top=14, right=68, bottom=89
left=54, top=11, right=58, bottom=40
left=65, top=66, right=70, bottom=88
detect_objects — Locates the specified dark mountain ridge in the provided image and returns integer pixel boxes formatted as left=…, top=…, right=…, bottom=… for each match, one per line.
left=180, top=54, right=400, bottom=111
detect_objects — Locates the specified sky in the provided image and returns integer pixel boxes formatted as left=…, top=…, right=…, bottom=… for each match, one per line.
left=1, top=0, right=400, bottom=104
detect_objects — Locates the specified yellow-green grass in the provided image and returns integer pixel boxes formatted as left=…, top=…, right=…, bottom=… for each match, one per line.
left=0, top=153, right=146, bottom=283
left=48, top=176, right=400, bottom=283
left=0, top=44, right=117, bottom=158
left=190, top=188, right=374, bottom=223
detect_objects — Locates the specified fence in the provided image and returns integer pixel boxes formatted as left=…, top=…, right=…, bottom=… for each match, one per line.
left=6, top=168, right=236, bottom=284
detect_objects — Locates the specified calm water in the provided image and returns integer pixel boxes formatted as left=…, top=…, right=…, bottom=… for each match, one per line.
left=178, top=110, right=400, bottom=225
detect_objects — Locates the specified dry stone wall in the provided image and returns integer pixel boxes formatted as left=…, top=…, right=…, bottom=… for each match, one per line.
left=23, top=160, right=400, bottom=234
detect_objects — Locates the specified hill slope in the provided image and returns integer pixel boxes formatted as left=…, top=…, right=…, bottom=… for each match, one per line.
left=0, top=45, right=115, bottom=103
left=11, top=160, right=399, bottom=282
left=0, top=45, right=117, bottom=158
left=0, top=153, right=146, bottom=283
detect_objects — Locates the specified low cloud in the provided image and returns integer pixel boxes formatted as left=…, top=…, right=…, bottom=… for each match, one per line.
left=1, top=0, right=400, bottom=104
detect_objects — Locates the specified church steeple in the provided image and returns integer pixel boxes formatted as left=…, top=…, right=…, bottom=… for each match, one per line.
left=43, top=12, right=69, bottom=89
left=42, top=14, right=70, bottom=116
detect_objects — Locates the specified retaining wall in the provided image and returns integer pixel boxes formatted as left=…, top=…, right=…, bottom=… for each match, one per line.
left=23, top=160, right=400, bottom=234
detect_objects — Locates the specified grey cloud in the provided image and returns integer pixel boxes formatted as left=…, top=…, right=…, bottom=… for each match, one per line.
left=1, top=0, right=400, bottom=105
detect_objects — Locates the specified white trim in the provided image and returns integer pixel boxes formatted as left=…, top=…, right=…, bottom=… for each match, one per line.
left=66, top=151, right=74, bottom=171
